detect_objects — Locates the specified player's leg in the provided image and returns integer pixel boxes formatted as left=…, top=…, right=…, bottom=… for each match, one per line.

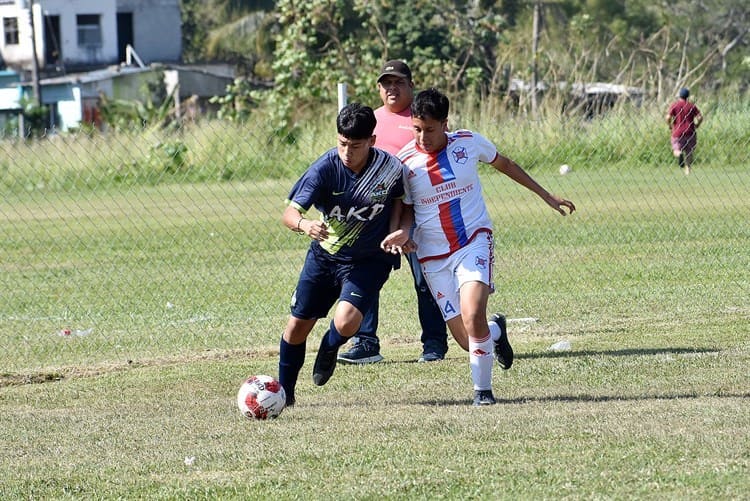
left=459, top=280, right=496, bottom=405
left=279, top=248, right=337, bottom=404
left=421, top=259, right=468, bottom=351
left=671, top=137, right=683, bottom=167
left=407, top=252, right=449, bottom=362
left=683, top=135, right=696, bottom=174
left=455, top=233, right=502, bottom=405
left=313, top=258, right=392, bottom=386
left=279, top=316, right=316, bottom=406
left=337, top=295, right=383, bottom=365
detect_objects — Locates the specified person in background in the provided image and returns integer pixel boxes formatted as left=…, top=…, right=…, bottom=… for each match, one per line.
left=382, top=88, right=576, bottom=405
left=666, top=88, right=703, bottom=175
left=337, top=60, right=451, bottom=365
left=277, top=103, right=405, bottom=406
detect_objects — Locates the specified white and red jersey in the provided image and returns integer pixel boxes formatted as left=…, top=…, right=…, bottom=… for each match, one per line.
left=399, top=130, right=499, bottom=262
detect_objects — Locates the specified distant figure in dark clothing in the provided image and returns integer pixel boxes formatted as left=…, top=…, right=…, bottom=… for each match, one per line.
left=666, top=88, right=703, bottom=175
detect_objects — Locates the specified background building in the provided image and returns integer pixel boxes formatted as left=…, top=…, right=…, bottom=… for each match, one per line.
left=0, top=0, right=182, bottom=73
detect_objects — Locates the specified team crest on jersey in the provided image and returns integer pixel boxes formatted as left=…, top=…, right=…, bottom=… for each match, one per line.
left=452, top=147, right=469, bottom=164
left=475, top=256, right=487, bottom=269
left=370, top=183, right=388, bottom=203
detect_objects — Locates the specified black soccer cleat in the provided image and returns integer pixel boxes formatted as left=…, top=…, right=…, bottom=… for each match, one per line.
left=490, top=313, right=513, bottom=370
left=312, top=336, right=339, bottom=386
left=473, top=389, right=497, bottom=406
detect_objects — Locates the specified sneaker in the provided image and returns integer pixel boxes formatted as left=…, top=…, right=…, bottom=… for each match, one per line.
left=473, top=389, right=497, bottom=406
left=417, top=352, right=445, bottom=363
left=490, top=313, right=513, bottom=370
left=337, top=339, right=384, bottom=365
left=312, top=337, right=339, bottom=386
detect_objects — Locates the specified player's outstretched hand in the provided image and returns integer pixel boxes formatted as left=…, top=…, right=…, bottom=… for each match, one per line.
left=546, top=195, right=576, bottom=216
left=380, top=229, right=417, bottom=255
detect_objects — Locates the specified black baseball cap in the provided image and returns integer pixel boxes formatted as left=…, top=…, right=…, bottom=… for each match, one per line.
left=377, top=60, right=412, bottom=83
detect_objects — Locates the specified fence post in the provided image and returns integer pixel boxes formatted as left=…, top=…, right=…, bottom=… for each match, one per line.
left=337, top=83, right=348, bottom=111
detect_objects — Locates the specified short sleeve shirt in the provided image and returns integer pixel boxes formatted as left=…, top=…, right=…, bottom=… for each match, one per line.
left=374, top=106, right=414, bottom=155
left=668, top=99, right=701, bottom=139
left=399, top=130, right=499, bottom=261
left=287, top=148, right=404, bottom=262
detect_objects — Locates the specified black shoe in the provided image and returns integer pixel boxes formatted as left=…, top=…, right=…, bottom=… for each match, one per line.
left=473, top=389, right=497, bottom=406
left=490, top=313, right=513, bottom=370
left=337, top=338, right=383, bottom=365
left=312, top=337, right=339, bottom=386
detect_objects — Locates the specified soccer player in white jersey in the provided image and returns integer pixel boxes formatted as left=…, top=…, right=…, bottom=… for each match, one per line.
left=382, top=88, right=576, bottom=405
left=278, top=103, right=406, bottom=406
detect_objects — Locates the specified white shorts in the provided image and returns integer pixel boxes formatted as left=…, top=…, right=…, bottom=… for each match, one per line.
left=420, top=232, right=495, bottom=321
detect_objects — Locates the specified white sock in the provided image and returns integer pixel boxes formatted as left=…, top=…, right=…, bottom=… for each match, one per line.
left=488, top=320, right=501, bottom=342
left=468, top=333, right=494, bottom=391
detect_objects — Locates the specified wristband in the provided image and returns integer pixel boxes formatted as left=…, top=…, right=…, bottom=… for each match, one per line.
left=296, top=216, right=306, bottom=233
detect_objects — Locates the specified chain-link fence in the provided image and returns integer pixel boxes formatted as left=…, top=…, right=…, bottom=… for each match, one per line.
left=2, top=97, right=749, bottom=376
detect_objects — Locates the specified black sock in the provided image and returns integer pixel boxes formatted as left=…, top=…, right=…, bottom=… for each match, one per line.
left=279, top=337, right=306, bottom=404
left=678, top=153, right=684, bottom=167
left=321, top=320, right=347, bottom=351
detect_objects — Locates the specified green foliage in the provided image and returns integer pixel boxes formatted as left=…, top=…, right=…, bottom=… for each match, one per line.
left=208, top=78, right=258, bottom=122
left=181, top=0, right=276, bottom=69
left=148, top=140, right=189, bottom=174
left=186, top=0, right=748, bottom=129
left=20, top=98, right=49, bottom=139
left=99, top=78, right=178, bottom=133
left=250, top=0, right=512, bottom=127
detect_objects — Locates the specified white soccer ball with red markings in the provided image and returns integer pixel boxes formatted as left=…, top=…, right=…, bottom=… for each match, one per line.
left=236, top=375, right=286, bottom=420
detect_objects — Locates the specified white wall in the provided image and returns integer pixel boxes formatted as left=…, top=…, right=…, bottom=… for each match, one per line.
left=0, top=2, right=40, bottom=68
left=56, top=85, right=82, bottom=130
left=1, top=0, right=181, bottom=70
left=39, top=0, right=119, bottom=66
left=117, top=0, right=181, bottom=63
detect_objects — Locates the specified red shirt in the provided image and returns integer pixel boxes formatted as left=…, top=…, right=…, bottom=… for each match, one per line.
left=668, top=99, right=701, bottom=138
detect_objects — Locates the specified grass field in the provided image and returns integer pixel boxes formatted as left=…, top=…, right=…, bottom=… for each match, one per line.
left=1, top=144, right=749, bottom=497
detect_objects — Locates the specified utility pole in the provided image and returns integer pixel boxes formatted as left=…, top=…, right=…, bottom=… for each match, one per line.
left=27, top=0, right=42, bottom=105
left=531, top=0, right=540, bottom=118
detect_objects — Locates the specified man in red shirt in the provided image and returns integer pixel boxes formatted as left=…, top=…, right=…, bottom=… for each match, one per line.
left=666, top=88, right=703, bottom=175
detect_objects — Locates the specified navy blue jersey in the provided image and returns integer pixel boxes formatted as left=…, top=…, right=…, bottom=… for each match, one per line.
left=287, top=147, right=404, bottom=262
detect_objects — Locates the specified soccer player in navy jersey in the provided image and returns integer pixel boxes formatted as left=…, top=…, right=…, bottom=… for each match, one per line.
left=278, top=103, right=408, bottom=406
left=383, top=88, right=575, bottom=405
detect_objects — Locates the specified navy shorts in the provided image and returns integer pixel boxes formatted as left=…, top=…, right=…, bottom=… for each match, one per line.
left=290, top=244, right=394, bottom=320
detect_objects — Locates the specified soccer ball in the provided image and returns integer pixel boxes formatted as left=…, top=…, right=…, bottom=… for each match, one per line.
left=236, top=375, right=286, bottom=420
left=559, top=164, right=572, bottom=175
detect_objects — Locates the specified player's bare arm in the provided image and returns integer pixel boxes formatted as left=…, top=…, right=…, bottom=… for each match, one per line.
left=283, top=205, right=329, bottom=241
left=388, top=198, right=404, bottom=234
left=490, top=154, right=576, bottom=216
left=381, top=204, right=416, bottom=254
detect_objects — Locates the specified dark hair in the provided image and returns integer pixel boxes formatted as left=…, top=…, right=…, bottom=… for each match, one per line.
left=411, top=88, right=449, bottom=121
left=337, top=103, right=376, bottom=139
left=679, top=88, right=690, bottom=99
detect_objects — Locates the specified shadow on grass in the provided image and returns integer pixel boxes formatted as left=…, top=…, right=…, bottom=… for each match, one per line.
left=381, top=346, right=721, bottom=365
left=516, top=346, right=721, bottom=361
left=414, top=391, right=750, bottom=407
